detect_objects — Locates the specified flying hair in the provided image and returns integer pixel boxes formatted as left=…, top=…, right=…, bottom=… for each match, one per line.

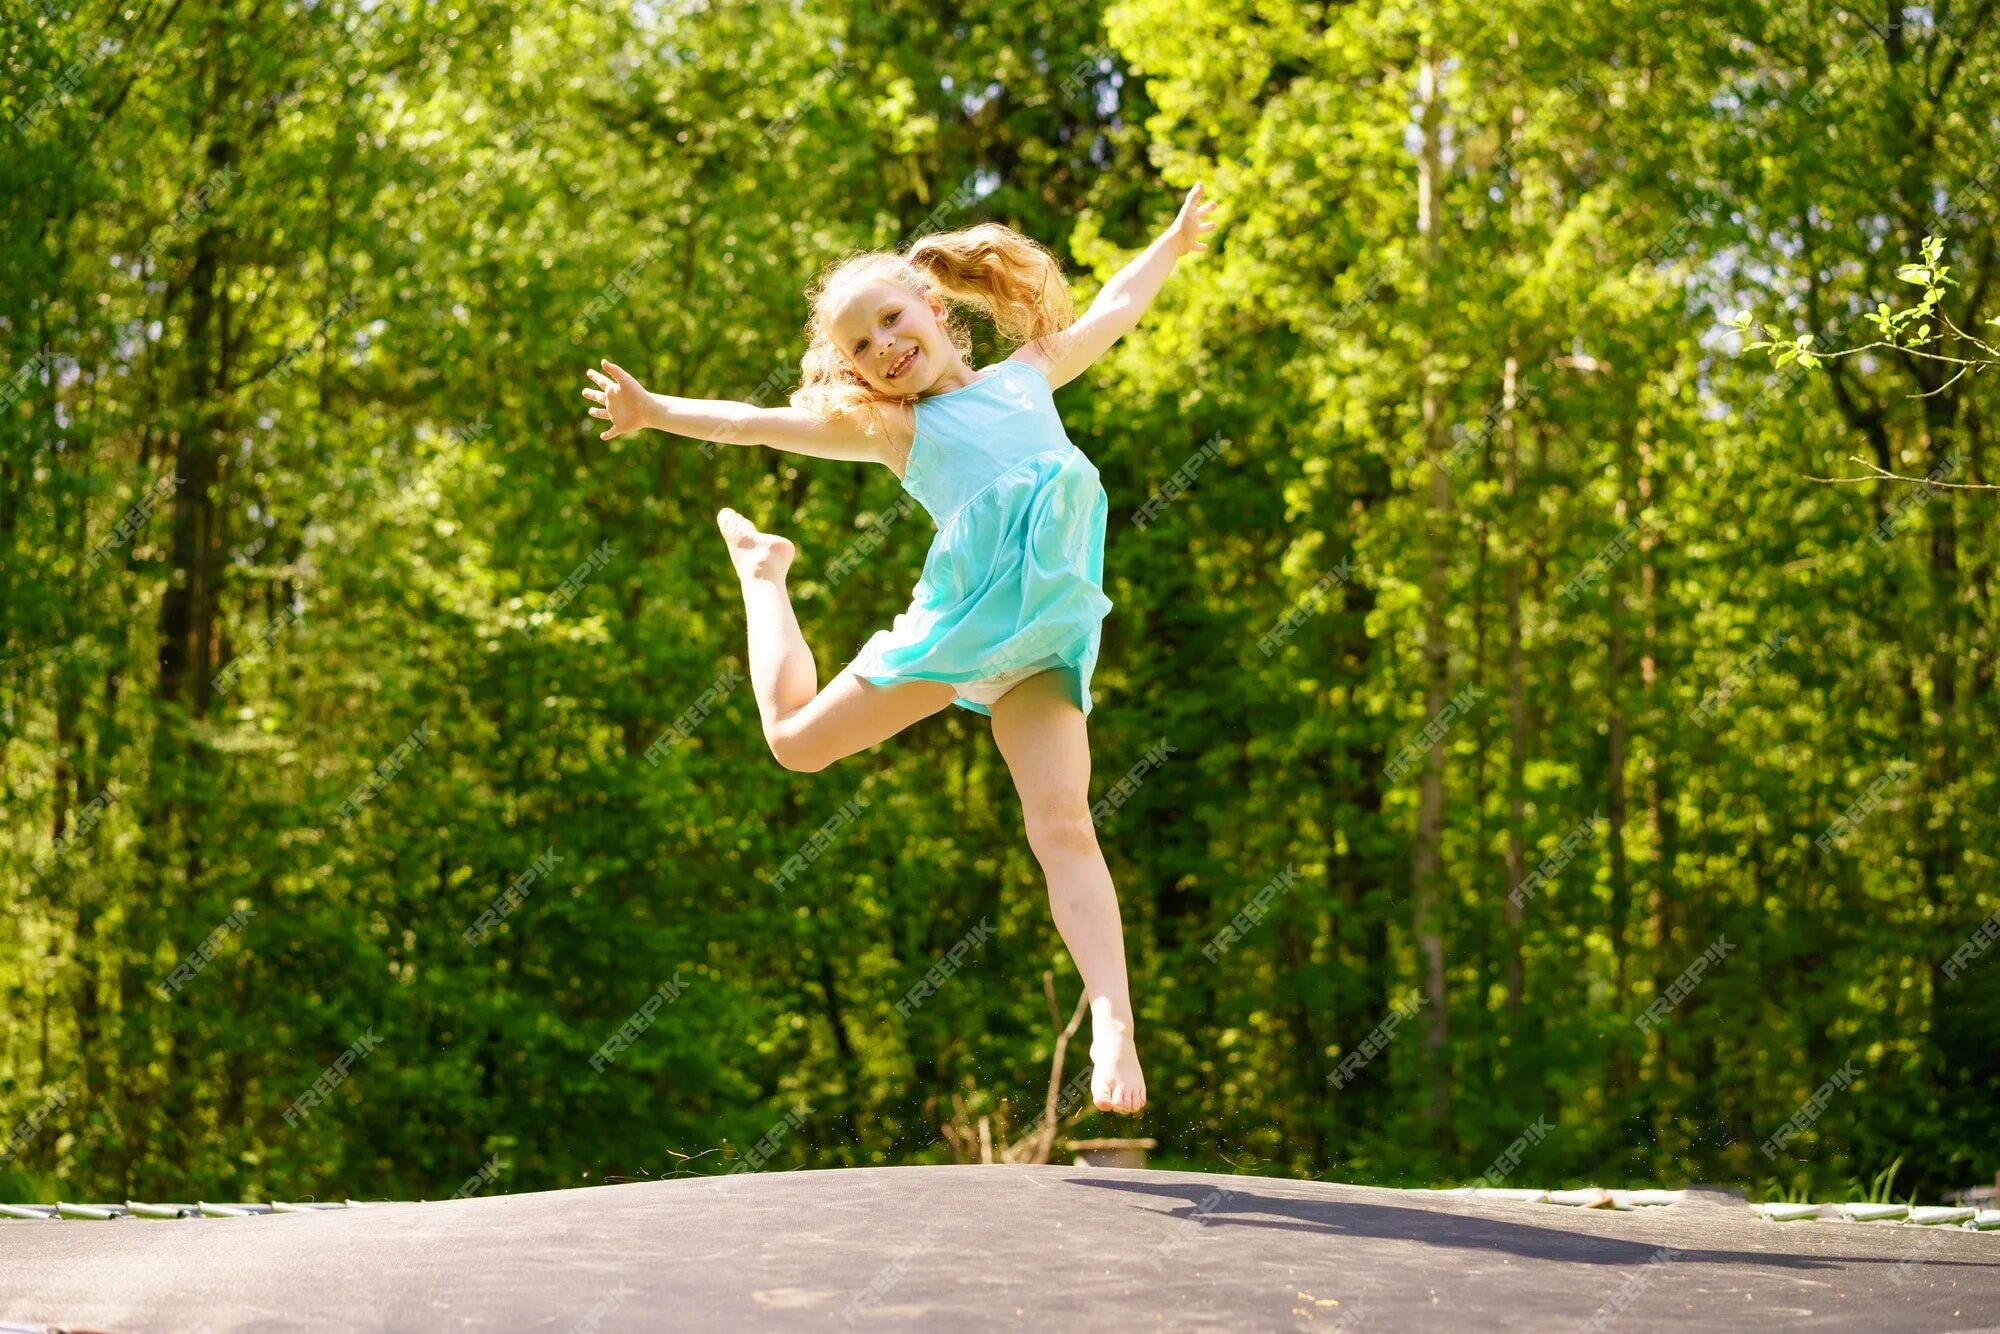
left=791, top=222, right=1077, bottom=434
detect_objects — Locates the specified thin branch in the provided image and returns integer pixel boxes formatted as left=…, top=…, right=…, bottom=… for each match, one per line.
left=1910, top=364, right=1973, bottom=398
left=1805, top=454, right=2000, bottom=488
left=1812, top=339, right=1990, bottom=367
left=1935, top=311, right=2000, bottom=359
left=1023, top=972, right=1090, bottom=1166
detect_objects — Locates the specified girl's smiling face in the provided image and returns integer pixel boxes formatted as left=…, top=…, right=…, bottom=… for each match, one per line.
left=828, top=278, right=954, bottom=396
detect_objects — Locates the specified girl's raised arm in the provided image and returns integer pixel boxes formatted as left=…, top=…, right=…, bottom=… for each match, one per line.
left=1012, top=183, right=1217, bottom=391
left=581, top=359, right=900, bottom=467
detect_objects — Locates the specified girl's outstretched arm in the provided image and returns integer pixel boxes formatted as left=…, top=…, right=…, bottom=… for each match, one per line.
left=1013, top=182, right=1218, bottom=391
left=581, top=359, right=897, bottom=466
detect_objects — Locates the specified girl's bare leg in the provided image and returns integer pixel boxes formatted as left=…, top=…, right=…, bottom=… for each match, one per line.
left=718, top=507, right=957, bottom=772
left=989, top=667, right=1146, bottom=1113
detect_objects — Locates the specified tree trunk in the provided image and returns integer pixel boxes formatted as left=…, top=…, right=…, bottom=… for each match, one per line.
left=1502, top=354, right=1527, bottom=1016
left=1411, top=42, right=1453, bottom=1126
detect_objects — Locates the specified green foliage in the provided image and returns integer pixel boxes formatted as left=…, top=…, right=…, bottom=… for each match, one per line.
left=2, top=0, right=1996, bottom=1207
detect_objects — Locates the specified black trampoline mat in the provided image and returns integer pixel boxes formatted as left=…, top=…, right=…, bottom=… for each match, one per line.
left=5, top=1165, right=2000, bottom=1331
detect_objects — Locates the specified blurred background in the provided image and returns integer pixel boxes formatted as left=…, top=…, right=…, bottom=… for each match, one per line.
left=3, top=0, right=1996, bottom=1206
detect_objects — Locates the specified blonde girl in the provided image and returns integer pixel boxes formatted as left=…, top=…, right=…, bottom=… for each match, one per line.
left=581, top=183, right=1218, bottom=1114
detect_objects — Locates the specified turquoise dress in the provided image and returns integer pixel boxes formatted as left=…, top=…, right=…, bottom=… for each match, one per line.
left=847, top=358, right=1113, bottom=717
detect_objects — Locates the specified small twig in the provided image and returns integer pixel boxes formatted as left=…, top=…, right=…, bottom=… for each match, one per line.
left=1935, top=312, right=2000, bottom=359
left=1804, top=455, right=2000, bottom=489
left=1031, top=971, right=1091, bottom=1166
left=1907, top=364, right=1972, bottom=399
left=1815, top=339, right=1990, bottom=367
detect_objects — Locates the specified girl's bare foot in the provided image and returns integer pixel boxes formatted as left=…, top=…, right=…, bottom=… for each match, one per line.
left=716, top=507, right=795, bottom=582
left=1089, top=1017, right=1147, bottom=1114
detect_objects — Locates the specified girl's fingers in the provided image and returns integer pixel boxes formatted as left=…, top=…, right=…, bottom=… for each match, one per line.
left=589, top=407, right=610, bottom=419
left=583, top=387, right=606, bottom=404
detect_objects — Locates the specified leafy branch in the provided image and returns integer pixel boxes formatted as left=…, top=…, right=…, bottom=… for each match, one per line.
left=1732, top=235, right=2000, bottom=489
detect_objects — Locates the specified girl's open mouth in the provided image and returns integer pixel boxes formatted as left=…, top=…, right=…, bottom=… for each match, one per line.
left=884, top=346, right=918, bottom=380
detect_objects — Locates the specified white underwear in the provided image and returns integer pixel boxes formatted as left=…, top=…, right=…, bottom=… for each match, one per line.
left=954, top=654, right=1063, bottom=708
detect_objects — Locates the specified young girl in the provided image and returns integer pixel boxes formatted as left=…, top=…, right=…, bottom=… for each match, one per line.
left=580, top=184, right=1218, bottom=1115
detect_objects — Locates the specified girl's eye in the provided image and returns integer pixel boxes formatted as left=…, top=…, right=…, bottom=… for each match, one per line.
left=885, top=310, right=900, bottom=326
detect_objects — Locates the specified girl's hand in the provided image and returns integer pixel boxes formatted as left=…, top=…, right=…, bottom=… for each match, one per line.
left=582, top=359, right=653, bottom=440
left=1166, top=182, right=1218, bottom=258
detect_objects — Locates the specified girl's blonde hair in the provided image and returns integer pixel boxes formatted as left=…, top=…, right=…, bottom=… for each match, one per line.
left=791, top=222, right=1076, bottom=433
